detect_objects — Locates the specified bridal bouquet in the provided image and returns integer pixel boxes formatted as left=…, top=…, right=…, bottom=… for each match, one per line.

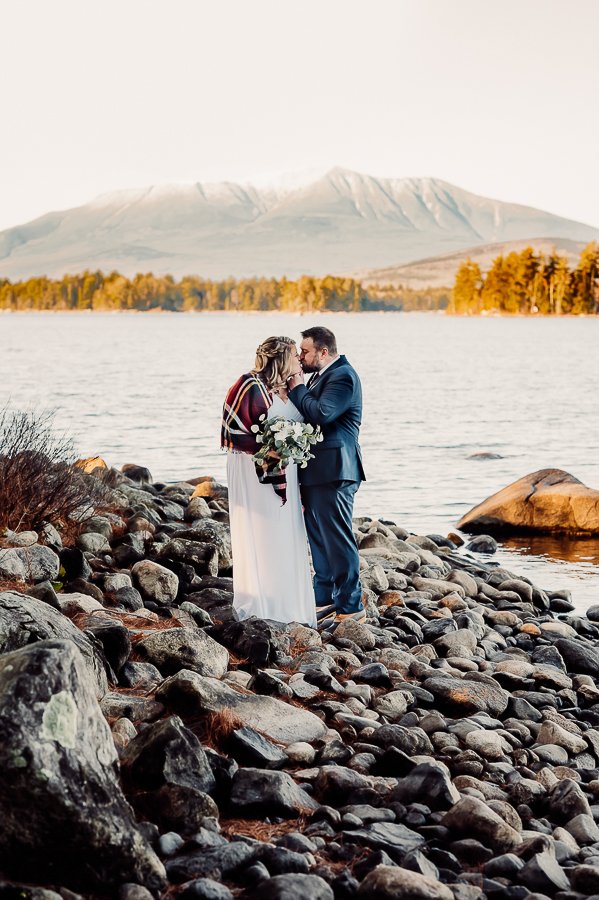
left=252, top=415, right=323, bottom=474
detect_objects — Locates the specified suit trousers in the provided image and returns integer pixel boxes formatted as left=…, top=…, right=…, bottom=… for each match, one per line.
left=301, top=480, right=363, bottom=614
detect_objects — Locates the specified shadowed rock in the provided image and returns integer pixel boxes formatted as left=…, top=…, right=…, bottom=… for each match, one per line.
left=0, top=591, right=108, bottom=697
left=0, top=640, right=166, bottom=894
left=458, top=468, right=599, bottom=535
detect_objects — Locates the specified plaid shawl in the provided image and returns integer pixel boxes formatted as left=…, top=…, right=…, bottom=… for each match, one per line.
left=221, top=373, right=287, bottom=504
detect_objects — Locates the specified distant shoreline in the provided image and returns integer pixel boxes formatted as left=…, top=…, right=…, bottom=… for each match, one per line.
left=3, top=309, right=599, bottom=318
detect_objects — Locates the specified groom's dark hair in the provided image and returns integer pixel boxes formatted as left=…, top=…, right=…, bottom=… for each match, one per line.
left=301, top=326, right=337, bottom=355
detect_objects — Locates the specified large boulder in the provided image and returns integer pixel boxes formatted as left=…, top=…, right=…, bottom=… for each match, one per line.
left=1, top=546, right=60, bottom=582
left=137, top=627, right=229, bottom=678
left=458, top=468, right=599, bottom=535
left=0, top=640, right=166, bottom=895
left=0, top=591, right=108, bottom=697
left=230, top=768, right=318, bottom=818
left=120, top=716, right=217, bottom=834
left=156, top=671, right=327, bottom=745
left=131, top=560, right=179, bottom=606
left=358, top=865, right=453, bottom=899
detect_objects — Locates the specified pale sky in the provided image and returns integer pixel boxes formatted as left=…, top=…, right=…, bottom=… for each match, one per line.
left=1, top=0, right=598, bottom=232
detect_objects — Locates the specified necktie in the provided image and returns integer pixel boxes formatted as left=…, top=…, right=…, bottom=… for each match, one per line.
left=308, top=372, right=320, bottom=391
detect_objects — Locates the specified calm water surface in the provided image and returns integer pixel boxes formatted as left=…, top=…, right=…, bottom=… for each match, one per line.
left=2, top=312, right=599, bottom=610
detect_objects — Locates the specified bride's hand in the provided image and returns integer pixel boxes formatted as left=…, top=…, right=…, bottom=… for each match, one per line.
left=287, top=369, right=304, bottom=389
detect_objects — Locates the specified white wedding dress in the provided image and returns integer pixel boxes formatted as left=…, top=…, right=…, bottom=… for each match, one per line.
left=226, top=393, right=317, bottom=627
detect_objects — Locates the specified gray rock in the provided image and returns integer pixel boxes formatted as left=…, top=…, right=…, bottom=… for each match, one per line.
left=345, top=821, right=425, bottom=862
left=179, top=519, right=232, bottom=570
left=5, top=530, right=38, bottom=547
left=441, top=796, right=522, bottom=852
left=424, top=674, right=509, bottom=716
left=0, top=548, right=26, bottom=579
left=81, top=515, right=114, bottom=539
left=0, top=591, right=107, bottom=697
left=357, top=865, right=453, bottom=899
left=118, top=886, right=155, bottom=900
left=520, top=849, right=571, bottom=893
left=101, top=693, right=164, bottom=722
left=41, top=522, right=62, bottom=550
left=230, top=768, right=318, bottom=818
left=566, top=813, right=599, bottom=844
left=156, top=671, right=327, bottom=745
left=76, top=532, right=111, bottom=554
left=166, top=841, right=258, bottom=884
left=158, top=538, right=219, bottom=576
left=0, top=640, right=166, bottom=894
left=131, top=560, right=179, bottom=605
left=185, top=496, right=213, bottom=521
left=483, top=852, right=525, bottom=880
left=333, top=618, right=376, bottom=650
left=229, top=726, right=287, bottom=769
left=547, top=778, right=593, bottom=823
left=250, top=873, right=334, bottom=900
left=120, top=661, right=164, bottom=691
left=13, top=545, right=60, bottom=582
left=121, top=713, right=215, bottom=791
left=434, top=628, right=478, bottom=658
left=555, top=637, right=599, bottom=676
left=537, top=719, right=588, bottom=755
left=137, top=627, right=229, bottom=678
left=105, top=573, right=133, bottom=593
left=373, top=690, right=409, bottom=721
left=466, top=535, right=498, bottom=554
left=391, top=763, right=460, bottom=810
left=179, top=878, right=233, bottom=900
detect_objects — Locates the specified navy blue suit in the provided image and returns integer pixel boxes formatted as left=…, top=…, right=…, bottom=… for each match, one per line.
left=289, top=355, right=365, bottom=614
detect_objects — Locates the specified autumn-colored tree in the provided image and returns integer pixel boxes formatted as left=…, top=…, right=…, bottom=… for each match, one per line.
left=569, top=242, right=599, bottom=314
left=450, top=259, right=482, bottom=314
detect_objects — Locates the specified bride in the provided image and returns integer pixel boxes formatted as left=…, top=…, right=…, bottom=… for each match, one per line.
left=221, top=336, right=316, bottom=626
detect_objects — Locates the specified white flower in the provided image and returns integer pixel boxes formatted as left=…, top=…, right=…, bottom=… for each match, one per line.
left=250, top=424, right=259, bottom=433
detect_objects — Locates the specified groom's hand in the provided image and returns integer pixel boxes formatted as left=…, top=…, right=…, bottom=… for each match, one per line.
left=287, top=369, right=305, bottom=390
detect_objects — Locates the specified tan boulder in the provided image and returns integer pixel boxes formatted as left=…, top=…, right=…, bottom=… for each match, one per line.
left=458, top=468, right=599, bottom=535
left=75, top=456, right=108, bottom=474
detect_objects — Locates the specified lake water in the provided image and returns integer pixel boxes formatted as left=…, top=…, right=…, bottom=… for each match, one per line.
left=2, top=311, right=599, bottom=611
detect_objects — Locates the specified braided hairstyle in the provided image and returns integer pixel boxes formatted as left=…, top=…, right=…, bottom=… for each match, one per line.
left=253, top=336, right=297, bottom=392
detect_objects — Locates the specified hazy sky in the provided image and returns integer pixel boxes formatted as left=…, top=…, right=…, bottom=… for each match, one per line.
left=1, top=0, right=598, bottom=231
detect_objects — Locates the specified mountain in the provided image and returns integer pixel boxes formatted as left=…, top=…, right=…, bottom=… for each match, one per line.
left=359, top=237, right=591, bottom=289
left=1, top=168, right=597, bottom=280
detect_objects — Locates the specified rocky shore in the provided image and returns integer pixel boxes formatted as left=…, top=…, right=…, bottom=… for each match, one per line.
left=2, top=464, right=599, bottom=900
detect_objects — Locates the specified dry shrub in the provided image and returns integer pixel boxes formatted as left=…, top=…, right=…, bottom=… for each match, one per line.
left=221, top=814, right=309, bottom=843
left=0, top=407, right=110, bottom=533
left=203, top=708, right=245, bottom=746
left=0, top=577, right=26, bottom=594
left=184, top=707, right=245, bottom=751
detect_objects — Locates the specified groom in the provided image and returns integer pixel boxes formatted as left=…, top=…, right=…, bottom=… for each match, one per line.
left=287, top=326, right=366, bottom=623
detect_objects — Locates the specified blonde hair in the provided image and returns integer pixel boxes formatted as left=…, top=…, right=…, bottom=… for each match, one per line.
left=253, top=336, right=296, bottom=391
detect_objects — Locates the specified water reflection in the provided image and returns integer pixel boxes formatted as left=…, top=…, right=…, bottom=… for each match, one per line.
left=501, top=533, right=599, bottom=566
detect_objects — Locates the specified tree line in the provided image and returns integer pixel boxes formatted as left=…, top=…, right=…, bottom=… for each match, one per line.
left=0, top=271, right=452, bottom=313
left=0, top=272, right=367, bottom=313
left=450, top=242, right=599, bottom=315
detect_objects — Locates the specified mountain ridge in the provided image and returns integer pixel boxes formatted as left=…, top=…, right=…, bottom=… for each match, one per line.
left=359, top=237, right=592, bottom=290
left=1, top=168, right=597, bottom=280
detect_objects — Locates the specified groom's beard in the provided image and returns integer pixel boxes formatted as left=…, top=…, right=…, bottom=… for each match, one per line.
left=302, top=363, right=320, bottom=373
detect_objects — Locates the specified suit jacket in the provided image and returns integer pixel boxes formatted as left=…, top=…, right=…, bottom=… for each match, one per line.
left=289, top=355, right=366, bottom=487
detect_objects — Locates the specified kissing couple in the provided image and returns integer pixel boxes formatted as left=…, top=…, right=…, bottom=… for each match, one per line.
left=221, top=326, right=366, bottom=629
